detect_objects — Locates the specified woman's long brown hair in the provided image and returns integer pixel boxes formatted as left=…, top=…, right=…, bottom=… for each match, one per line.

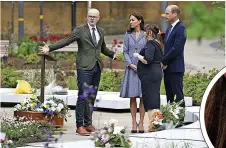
left=127, top=11, right=145, bottom=33
left=205, top=74, right=226, bottom=148
left=145, top=24, right=164, bottom=56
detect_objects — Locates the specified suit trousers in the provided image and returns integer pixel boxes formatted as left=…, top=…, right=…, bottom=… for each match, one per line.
left=164, top=71, right=185, bottom=107
left=76, top=62, right=101, bottom=128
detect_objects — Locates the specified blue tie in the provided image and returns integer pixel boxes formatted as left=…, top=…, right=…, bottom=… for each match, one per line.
left=166, top=25, right=173, bottom=41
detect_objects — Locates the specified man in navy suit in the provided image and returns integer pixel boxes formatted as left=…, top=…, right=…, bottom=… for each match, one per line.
left=161, top=5, right=186, bottom=107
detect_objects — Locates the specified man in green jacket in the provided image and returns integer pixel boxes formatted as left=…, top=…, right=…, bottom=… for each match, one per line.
left=39, top=8, right=117, bottom=135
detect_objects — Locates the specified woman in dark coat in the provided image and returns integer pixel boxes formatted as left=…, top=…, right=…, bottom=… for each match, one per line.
left=133, top=24, right=163, bottom=126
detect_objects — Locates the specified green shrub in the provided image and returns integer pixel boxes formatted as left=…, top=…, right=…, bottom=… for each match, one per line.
left=17, top=38, right=41, bottom=58
left=1, top=67, right=21, bottom=88
left=66, top=76, right=78, bottom=90
left=99, top=70, right=123, bottom=92
left=116, top=52, right=125, bottom=61
left=24, top=53, right=40, bottom=64
left=183, top=69, right=218, bottom=105
left=54, top=52, right=76, bottom=61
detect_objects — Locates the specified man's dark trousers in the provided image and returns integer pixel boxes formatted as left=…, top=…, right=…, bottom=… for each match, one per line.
left=164, top=70, right=185, bottom=107
left=76, top=62, right=101, bottom=128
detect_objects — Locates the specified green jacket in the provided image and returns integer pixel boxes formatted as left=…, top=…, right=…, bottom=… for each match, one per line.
left=49, top=24, right=114, bottom=70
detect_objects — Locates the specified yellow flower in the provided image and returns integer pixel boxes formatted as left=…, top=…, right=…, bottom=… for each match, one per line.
left=31, top=103, right=37, bottom=107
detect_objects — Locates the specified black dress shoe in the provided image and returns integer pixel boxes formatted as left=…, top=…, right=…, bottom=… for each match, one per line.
left=138, top=130, right=144, bottom=133
left=131, top=129, right=137, bottom=133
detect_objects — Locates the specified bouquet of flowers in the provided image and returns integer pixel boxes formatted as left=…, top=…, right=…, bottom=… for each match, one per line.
left=92, top=119, right=132, bottom=148
left=149, top=100, right=185, bottom=132
left=148, top=109, right=164, bottom=132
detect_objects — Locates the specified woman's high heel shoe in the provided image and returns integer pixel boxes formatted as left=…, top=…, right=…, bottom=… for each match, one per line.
left=138, top=122, right=144, bottom=133
left=131, top=122, right=138, bottom=133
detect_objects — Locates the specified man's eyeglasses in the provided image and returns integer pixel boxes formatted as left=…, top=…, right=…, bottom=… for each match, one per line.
left=88, top=16, right=98, bottom=19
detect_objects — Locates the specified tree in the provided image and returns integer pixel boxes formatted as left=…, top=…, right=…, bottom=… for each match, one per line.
left=185, top=1, right=225, bottom=44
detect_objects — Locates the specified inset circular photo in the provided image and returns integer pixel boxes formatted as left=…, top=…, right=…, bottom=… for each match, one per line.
left=200, top=67, right=226, bottom=148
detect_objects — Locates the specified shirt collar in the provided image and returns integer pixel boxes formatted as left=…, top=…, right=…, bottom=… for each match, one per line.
left=171, top=19, right=180, bottom=28
left=88, top=23, right=97, bottom=31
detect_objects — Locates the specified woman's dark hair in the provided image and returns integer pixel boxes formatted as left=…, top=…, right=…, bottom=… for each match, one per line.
left=145, top=24, right=164, bottom=55
left=205, top=74, right=226, bottom=148
left=127, top=11, right=144, bottom=33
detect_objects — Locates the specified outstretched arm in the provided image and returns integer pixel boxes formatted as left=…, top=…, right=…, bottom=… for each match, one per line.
left=39, top=26, right=80, bottom=53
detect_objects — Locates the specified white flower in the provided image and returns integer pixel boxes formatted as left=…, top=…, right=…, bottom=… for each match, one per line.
left=113, top=126, right=124, bottom=134
left=36, top=108, right=44, bottom=112
left=95, top=138, right=99, bottom=142
left=56, top=106, right=62, bottom=112
left=49, top=100, right=55, bottom=104
left=7, top=140, right=13, bottom=144
left=15, top=104, right=21, bottom=109
left=109, top=119, right=118, bottom=125
left=50, top=107, right=56, bottom=112
left=105, top=143, right=111, bottom=148
left=58, top=103, right=64, bottom=109
left=108, top=127, right=113, bottom=133
left=175, top=107, right=181, bottom=115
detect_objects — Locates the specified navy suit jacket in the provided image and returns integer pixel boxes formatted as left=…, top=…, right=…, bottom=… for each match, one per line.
left=161, top=21, right=187, bottom=73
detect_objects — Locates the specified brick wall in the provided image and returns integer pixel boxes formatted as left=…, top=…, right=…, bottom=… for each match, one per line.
left=1, top=1, right=211, bottom=40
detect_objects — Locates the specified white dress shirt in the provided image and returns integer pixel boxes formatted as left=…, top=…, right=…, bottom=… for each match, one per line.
left=170, top=19, right=180, bottom=32
left=88, top=24, right=100, bottom=44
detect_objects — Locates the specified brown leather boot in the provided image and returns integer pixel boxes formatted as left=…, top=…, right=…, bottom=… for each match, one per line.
left=76, top=126, right=90, bottom=136
left=84, top=125, right=96, bottom=132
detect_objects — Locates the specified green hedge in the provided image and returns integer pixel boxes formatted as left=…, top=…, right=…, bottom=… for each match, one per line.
left=183, top=69, right=218, bottom=105
left=1, top=66, right=22, bottom=88
left=99, top=70, right=124, bottom=92
left=98, top=69, right=218, bottom=105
